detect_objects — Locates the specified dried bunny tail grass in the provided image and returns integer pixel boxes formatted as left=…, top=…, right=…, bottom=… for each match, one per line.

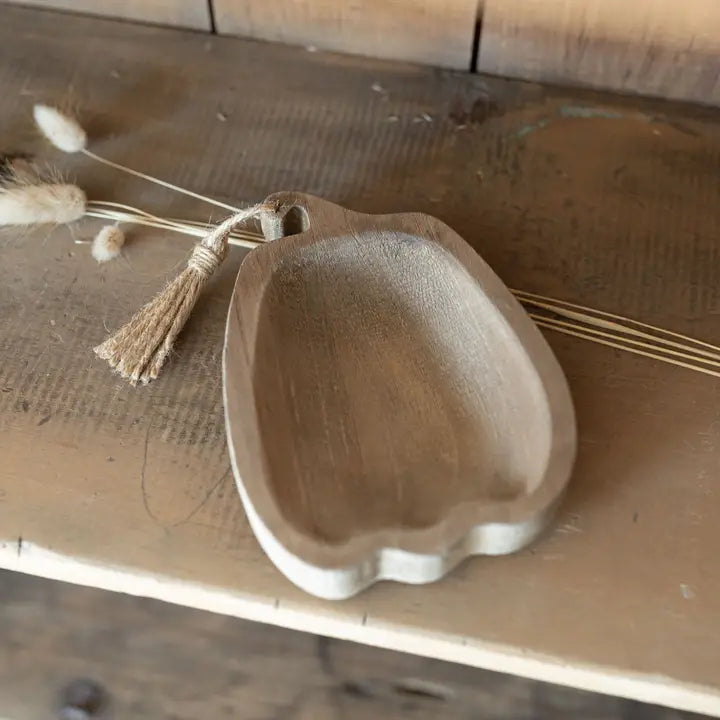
left=0, top=156, right=88, bottom=226
left=94, top=202, right=273, bottom=385
left=32, top=104, right=239, bottom=211
left=0, top=153, right=37, bottom=187
left=0, top=183, right=86, bottom=225
left=92, top=225, right=125, bottom=263
left=0, top=154, right=70, bottom=191
left=42, top=161, right=71, bottom=186
left=33, top=104, right=87, bottom=153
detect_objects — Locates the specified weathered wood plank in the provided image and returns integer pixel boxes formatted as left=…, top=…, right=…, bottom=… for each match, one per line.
left=213, top=0, right=478, bottom=69
left=478, top=0, right=720, bottom=105
left=1, top=0, right=211, bottom=29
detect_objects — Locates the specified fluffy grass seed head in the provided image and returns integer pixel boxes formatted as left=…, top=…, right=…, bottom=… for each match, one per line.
left=33, top=104, right=87, bottom=153
left=0, top=182, right=86, bottom=225
left=92, top=225, right=125, bottom=263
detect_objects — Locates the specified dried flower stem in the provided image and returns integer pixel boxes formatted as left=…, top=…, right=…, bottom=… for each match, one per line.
left=531, top=316, right=720, bottom=379
left=81, top=149, right=240, bottom=212
left=85, top=204, right=262, bottom=249
left=514, top=289, right=720, bottom=360
left=527, top=312, right=720, bottom=367
left=33, top=105, right=240, bottom=212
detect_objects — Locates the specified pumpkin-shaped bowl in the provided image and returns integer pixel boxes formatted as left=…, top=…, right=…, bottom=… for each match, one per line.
left=223, top=192, right=576, bottom=599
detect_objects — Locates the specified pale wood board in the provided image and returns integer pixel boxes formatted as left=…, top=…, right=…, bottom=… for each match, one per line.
left=1, top=6, right=720, bottom=715
left=478, top=0, right=720, bottom=105
left=1, top=570, right=701, bottom=720
left=0, top=0, right=211, bottom=29
left=212, top=0, right=478, bottom=69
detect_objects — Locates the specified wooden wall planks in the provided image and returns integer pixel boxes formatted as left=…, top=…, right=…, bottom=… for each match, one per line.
left=477, top=0, right=720, bottom=105
left=1, top=0, right=212, bottom=30
left=4, top=0, right=720, bottom=101
left=212, top=0, right=479, bottom=69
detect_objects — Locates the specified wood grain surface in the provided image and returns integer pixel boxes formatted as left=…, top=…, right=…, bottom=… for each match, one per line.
left=1, top=0, right=212, bottom=29
left=0, top=569, right=703, bottom=720
left=478, top=0, right=720, bottom=105
left=1, top=5, right=720, bottom=715
left=213, top=0, right=479, bottom=69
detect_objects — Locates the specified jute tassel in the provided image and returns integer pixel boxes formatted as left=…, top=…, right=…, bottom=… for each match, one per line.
left=94, top=203, right=272, bottom=385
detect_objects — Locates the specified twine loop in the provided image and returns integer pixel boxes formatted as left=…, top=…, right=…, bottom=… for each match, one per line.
left=188, top=244, right=224, bottom=277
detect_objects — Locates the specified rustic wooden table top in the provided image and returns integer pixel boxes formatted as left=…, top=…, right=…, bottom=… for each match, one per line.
left=1, top=6, right=719, bottom=715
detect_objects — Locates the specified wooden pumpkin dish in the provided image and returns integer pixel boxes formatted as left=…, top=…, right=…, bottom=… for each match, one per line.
left=224, top=193, right=576, bottom=599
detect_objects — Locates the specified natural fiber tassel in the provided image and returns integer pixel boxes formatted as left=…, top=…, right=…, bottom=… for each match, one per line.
left=94, top=203, right=270, bottom=385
